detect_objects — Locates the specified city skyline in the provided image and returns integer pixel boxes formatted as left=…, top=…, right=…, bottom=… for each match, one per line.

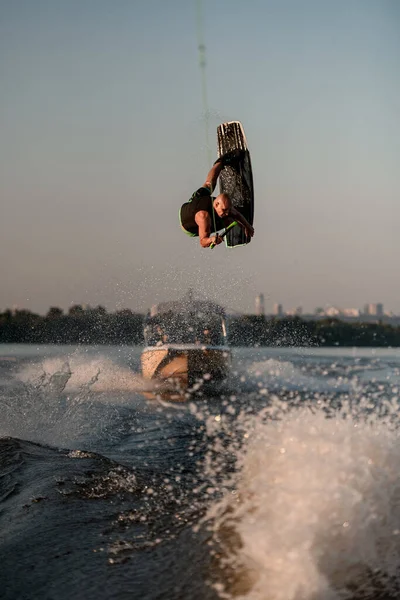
left=1, top=0, right=399, bottom=315
left=263, top=298, right=392, bottom=315
left=2, top=296, right=399, bottom=320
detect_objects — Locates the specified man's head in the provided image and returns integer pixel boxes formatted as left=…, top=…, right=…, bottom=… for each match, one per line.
left=213, top=193, right=232, bottom=218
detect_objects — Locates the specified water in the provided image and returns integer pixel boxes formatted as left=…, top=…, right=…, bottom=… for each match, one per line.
left=1, top=344, right=400, bottom=600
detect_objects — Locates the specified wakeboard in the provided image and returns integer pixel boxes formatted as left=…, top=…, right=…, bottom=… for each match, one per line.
left=217, top=121, right=254, bottom=247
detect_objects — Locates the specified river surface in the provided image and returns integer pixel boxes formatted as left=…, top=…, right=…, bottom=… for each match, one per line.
left=1, top=344, right=400, bottom=600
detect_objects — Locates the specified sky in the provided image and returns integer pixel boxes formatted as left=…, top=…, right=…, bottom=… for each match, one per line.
left=1, top=0, right=399, bottom=315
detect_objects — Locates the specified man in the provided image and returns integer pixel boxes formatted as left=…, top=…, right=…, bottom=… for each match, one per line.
left=179, top=152, right=255, bottom=248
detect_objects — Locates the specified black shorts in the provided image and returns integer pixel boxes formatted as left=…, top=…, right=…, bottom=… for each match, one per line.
left=179, top=186, right=213, bottom=236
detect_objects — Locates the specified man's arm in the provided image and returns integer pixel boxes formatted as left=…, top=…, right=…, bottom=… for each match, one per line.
left=195, top=211, right=223, bottom=248
left=202, top=161, right=223, bottom=193
left=229, top=207, right=255, bottom=238
left=203, top=150, right=245, bottom=191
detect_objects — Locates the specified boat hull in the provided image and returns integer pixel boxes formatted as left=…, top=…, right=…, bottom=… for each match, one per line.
left=141, top=346, right=231, bottom=386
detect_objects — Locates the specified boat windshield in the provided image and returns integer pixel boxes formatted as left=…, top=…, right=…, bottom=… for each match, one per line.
left=144, top=310, right=227, bottom=346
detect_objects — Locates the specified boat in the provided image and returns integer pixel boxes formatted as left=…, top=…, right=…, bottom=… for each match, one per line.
left=141, top=292, right=231, bottom=389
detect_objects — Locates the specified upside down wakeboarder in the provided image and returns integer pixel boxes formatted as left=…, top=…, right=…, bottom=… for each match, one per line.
left=179, top=150, right=255, bottom=248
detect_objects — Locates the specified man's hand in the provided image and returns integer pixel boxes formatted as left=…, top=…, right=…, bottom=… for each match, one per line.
left=211, top=234, right=223, bottom=246
left=245, top=224, right=255, bottom=238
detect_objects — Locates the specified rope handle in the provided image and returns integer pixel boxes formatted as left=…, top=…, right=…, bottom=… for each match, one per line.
left=210, top=221, right=238, bottom=249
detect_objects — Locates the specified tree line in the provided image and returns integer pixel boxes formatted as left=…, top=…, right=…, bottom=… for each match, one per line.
left=228, top=315, right=400, bottom=347
left=0, top=306, right=143, bottom=345
left=1, top=307, right=400, bottom=347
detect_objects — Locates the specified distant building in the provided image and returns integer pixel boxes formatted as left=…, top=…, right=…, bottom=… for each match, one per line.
left=324, top=306, right=341, bottom=317
left=341, top=308, right=360, bottom=317
left=364, top=303, right=384, bottom=317
left=273, top=303, right=283, bottom=317
left=286, top=306, right=303, bottom=317
left=255, top=294, right=265, bottom=316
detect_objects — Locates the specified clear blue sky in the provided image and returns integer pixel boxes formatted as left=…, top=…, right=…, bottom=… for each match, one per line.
left=1, top=0, right=399, bottom=314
